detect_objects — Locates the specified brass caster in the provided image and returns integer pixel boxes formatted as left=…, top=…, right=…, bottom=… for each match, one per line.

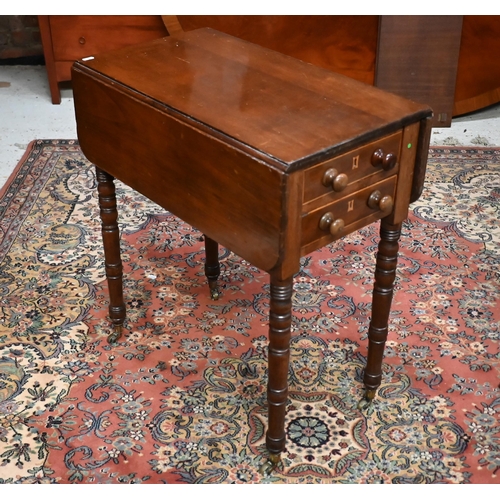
left=209, top=286, right=220, bottom=301
left=259, top=453, right=281, bottom=476
left=107, top=325, right=122, bottom=344
left=357, top=388, right=376, bottom=410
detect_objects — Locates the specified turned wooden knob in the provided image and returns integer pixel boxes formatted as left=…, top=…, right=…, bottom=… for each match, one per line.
left=367, top=190, right=394, bottom=213
left=319, top=212, right=345, bottom=236
left=322, top=168, right=348, bottom=192
left=371, top=149, right=397, bottom=171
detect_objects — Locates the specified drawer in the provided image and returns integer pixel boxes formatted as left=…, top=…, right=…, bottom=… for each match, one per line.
left=303, top=131, right=402, bottom=204
left=301, top=176, right=397, bottom=248
left=49, top=16, right=167, bottom=62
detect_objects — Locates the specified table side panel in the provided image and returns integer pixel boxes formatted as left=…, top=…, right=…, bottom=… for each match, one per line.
left=272, top=169, right=304, bottom=280
left=386, top=121, right=420, bottom=225
left=72, top=68, right=285, bottom=272
left=410, top=116, right=433, bottom=204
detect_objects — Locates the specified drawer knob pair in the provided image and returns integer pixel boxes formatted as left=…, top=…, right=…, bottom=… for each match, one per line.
left=319, top=212, right=345, bottom=236
left=367, top=190, right=394, bottom=213
left=371, top=149, right=397, bottom=170
left=322, top=168, right=348, bottom=192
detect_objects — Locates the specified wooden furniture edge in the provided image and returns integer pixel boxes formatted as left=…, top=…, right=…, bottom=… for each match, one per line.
left=453, top=87, right=500, bottom=117
left=38, top=15, right=61, bottom=104
left=161, top=15, right=183, bottom=36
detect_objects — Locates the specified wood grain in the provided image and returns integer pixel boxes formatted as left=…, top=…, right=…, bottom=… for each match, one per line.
left=454, top=15, right=500, bottom=116
left=177, top=15, right=379, bottom=85
left=78, top=28, right=430, bottom=171
left=375, top=15, right=462, bottom=127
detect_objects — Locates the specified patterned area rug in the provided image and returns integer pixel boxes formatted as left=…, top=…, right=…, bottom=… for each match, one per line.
left=0, top=140, right=499, bottom=484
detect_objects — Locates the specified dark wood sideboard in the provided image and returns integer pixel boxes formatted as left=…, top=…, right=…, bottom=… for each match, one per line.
left=39, top=15, right=500, bottom=127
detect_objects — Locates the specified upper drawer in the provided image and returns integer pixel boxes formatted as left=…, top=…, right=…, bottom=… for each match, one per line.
left=303, top=131, right=402, bottom=204
left=49, top=15, right=167, bottom=62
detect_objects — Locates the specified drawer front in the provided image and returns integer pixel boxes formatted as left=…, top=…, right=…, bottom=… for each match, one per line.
left=303, top=131, right=402, bottom=204
left=301, top=176, right=397, bottom=248
left=49, top=15, right=167, bottom=62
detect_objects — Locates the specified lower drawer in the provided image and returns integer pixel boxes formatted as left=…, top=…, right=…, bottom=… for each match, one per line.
left=301, top=176, right=397, bottom=248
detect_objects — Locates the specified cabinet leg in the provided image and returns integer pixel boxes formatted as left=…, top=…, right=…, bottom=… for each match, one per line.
left=263, top=275, right=293, bottom=473
left=360, top=219, right=402, bottom=407
left=95, top=167, right=126, bottom=343
left=204, top=235, right=220, bottom=300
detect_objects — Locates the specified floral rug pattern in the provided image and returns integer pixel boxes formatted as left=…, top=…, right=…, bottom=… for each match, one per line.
left=0, top=141, right=499, bottom=484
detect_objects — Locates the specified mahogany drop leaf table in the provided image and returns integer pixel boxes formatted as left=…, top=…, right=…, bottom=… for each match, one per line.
left=72, top=28, right=433, bottom=473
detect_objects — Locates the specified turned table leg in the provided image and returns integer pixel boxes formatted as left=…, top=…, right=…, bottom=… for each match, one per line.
left=95, top=167, right=126, bottom=343
left=261, top=275, right=293, bottom=474
left=360, top=218, right=402, bottom=408
left=204, top=235, right=220, bottom=300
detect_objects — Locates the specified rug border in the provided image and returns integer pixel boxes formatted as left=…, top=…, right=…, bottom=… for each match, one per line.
left=0, top=139, right=38, bottom=199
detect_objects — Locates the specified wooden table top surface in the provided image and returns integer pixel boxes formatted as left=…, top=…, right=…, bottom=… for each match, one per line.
left=75, top=27, right=432, bottom=171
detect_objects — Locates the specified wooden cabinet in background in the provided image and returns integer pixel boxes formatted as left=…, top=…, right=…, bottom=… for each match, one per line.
left=454, top=15, right=500, bottom=116
left=38, top=16, right=168, bottom=104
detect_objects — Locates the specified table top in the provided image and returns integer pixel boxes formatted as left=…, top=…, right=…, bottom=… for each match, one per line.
left=75, top=27, right=432, bottom=172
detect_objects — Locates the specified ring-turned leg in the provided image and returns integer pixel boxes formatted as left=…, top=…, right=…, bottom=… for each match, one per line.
left=260, top=275, right=293, bottom=475
left=95, top=167, right=126, bottom=343
left=359, top=218, right=402, bottom=409
left=204, top=235, right=220, bottom=300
